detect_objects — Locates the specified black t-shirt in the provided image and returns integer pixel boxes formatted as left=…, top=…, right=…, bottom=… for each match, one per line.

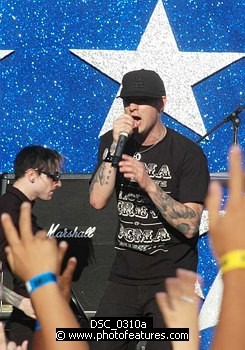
left=94, top=127, right=210, bottom=285
left=0, top=185, right=41, bottom=297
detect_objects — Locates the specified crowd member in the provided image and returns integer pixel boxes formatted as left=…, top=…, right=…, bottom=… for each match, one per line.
left=156, top=269, right=200, bottom=350
left=0, top=145, right=63, bottom=347
left=206, top=145, right=245, bottom=350
left=89, top=69, right=210, bottom=350
left=1, top=202, right=89, bottom=350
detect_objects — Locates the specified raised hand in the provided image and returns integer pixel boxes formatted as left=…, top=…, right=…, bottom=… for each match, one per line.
left=57, top=240, right=77, bottom=301
left=1, top=202, right=59, bottom=282
left=156, top=268, right=200, bottom=350
left=206, top=145, right=245, bottom=260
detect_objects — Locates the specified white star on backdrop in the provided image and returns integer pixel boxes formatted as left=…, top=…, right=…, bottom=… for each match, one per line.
left=0, top=50, right=14, bottom=61
left=70, top=0, right=244, bottom=136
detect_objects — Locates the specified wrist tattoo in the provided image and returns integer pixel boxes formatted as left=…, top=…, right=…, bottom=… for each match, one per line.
left=110, top=143, right=117, bottom=154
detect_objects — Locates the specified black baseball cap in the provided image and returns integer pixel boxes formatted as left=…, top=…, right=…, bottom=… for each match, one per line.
left=118, top=69, right=166, bottom=99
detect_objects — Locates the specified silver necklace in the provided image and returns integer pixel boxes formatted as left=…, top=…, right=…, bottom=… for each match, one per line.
left=133, top=126, right=167, bottom=161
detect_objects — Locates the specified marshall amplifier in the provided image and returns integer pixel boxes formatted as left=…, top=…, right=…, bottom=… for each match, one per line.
left=0, top=173, right=118, bottom=315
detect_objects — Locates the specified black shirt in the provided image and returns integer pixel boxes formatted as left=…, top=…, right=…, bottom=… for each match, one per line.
left=94, top=127, right=210, bottom=284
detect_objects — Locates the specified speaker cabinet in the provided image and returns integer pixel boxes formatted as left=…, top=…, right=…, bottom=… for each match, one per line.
left=0, top=173, right=118, bottom=314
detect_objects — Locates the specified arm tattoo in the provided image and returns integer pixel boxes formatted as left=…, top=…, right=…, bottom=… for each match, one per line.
left=89, top=163, right=113, bottom=194
left=110, top=142, right=117, bottom=153
left=89, top=142, right=117, bottom=195
left=153, top=186, right=201, bottom=238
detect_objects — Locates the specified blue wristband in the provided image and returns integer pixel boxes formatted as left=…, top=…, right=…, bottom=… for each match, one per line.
left=25, top=272, right=57, bottom=295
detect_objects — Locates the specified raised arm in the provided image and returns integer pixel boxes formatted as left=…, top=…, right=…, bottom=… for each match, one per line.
left=206, top=145, right=245, bottom=350
left=89, top=114, right=135, bottom=209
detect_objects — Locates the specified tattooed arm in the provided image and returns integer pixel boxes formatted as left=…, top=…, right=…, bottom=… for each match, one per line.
left=0, top=284, right=35, bottom=318
left=89, top=142, right=118, bottom=209
left=119, top=154, right=204, bottom=238
left=149, top=182, right=203, bottom=238
left=90, top=113, right=137, bottom=209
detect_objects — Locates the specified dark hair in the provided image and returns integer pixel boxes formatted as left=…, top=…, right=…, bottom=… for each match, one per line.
left=14, top=145, right=63, bottom=180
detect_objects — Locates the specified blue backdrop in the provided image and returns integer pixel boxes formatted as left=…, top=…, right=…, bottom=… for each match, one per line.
left=1, top=1, right=244, bottom=349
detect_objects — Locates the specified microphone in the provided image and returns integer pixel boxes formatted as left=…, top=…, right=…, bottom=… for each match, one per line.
left=111, top=132, right=128, bottom=168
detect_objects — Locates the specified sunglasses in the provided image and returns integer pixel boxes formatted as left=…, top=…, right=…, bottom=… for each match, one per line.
left=37, top=170, right=61, bottom=182
left=123, top=97, right=159, bottom=106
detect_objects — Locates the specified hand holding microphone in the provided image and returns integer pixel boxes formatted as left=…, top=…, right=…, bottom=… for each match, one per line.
left=111, top=132, right=128, bottom=167
left=111, top=114, right=135, bottom=167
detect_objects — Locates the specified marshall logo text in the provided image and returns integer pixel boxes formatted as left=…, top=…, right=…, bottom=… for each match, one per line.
left=47, top=223, right=95, bottom=238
